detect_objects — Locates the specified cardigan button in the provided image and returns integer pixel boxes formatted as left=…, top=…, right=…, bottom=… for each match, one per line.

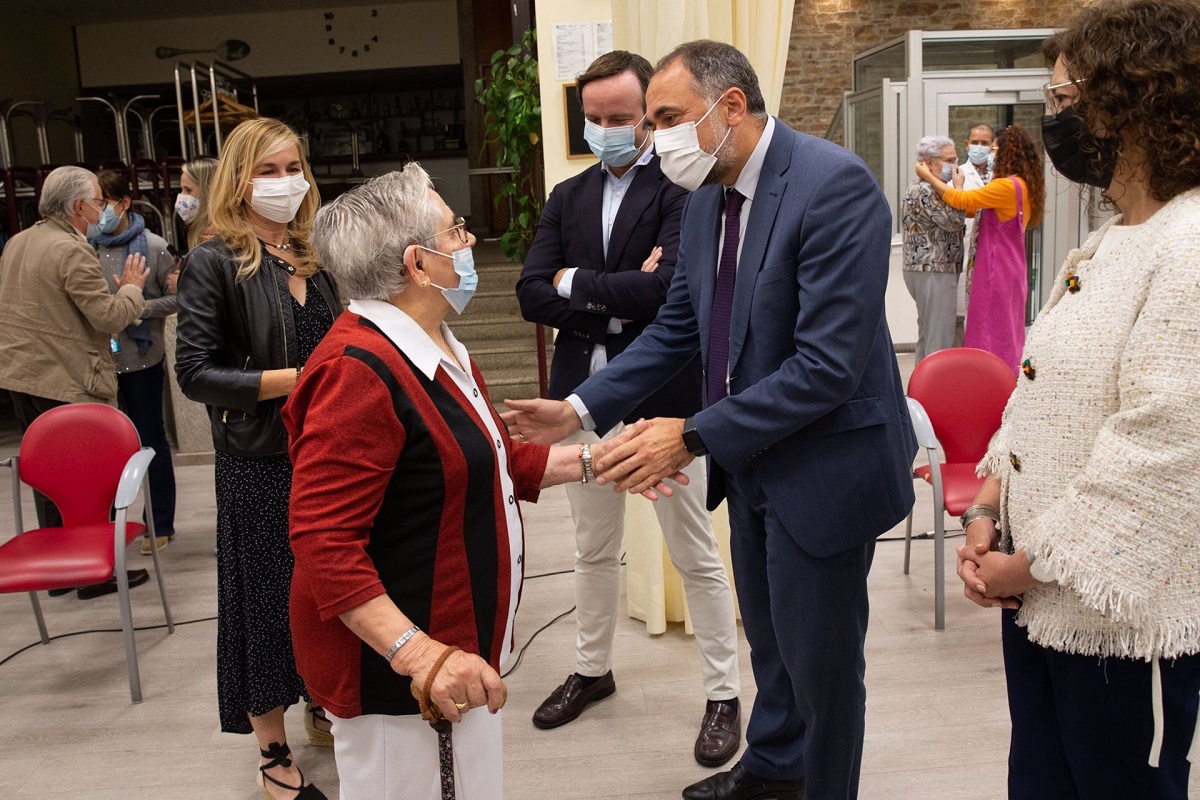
left=1065, top=273, right=1081, bottom=293
left=508, top=495, right=514, bottom=505
left=1009, top=452, right=1022, bottom=471
left=1021, top=358, right=1036, bottom=380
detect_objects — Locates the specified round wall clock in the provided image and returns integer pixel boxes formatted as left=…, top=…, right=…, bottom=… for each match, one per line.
left=323, top=9, right=381, bottom=58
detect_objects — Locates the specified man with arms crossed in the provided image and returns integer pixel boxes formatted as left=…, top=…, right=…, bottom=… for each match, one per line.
left=516, top=50, right=742, bottom=768
left=506, top=41, right=915, bottom=800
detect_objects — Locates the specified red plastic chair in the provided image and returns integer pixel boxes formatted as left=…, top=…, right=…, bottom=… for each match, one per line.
left=904, top=348, right=1015, bottom=630
left=0, top=404, right=174, bottom=702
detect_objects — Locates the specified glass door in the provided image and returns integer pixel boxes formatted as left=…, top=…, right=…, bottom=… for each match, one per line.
left=846, top=79, right=907, bottom=236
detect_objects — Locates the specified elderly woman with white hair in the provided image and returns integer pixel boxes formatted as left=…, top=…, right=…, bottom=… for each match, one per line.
left=283, top=164, right=652, bottom=800
left=901, top=134, right=965, bottom=364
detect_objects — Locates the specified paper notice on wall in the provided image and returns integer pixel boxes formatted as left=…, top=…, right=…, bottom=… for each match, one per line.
left=593, top=22, right=613, bottom=58
left=553, top=23, right=592, bottom=81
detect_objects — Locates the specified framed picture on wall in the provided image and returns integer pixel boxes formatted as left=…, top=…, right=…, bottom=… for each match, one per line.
left=563, top=83, right=592, bottom=159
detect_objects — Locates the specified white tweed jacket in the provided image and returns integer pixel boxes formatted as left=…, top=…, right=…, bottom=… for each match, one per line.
left=979, top=187, right=1200, bottom=661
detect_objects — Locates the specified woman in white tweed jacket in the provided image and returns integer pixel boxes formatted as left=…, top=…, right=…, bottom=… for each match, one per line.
left=955, top=2, right=1200, bottom=797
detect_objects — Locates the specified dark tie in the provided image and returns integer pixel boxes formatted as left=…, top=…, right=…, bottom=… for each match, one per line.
left=706, top=188, right=745, bottom=407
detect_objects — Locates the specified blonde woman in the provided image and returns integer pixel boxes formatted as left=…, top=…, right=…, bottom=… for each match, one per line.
left=176, top=117, right=337, bottom=800
left=177, top=156, right=218, bottom=250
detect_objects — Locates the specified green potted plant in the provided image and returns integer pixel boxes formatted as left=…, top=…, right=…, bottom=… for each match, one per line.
left=474, top=28, right=544, bottom=263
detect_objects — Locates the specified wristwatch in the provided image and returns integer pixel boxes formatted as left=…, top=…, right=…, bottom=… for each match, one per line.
left=1026, top=551, right=1056, bottom=583
left=681, top=416, right=708, bottom=457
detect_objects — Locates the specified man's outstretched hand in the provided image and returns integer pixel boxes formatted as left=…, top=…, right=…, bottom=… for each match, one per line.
left=501, top=398, right=582, bottom=444
left=594, top=417, right=694, bottom=498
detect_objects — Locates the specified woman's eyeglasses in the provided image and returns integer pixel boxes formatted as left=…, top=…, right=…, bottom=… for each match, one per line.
left=1043, top=78, right=1086, bottom=115
left=423, top=216, right=469, bottom=245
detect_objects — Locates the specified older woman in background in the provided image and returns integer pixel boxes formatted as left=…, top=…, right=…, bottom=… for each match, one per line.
left=285, top=165, right=648, bottom=800
left=901, top=135, right=965, bottom=364
left=176, top=118, right=337, bottom=800
left=917, top=123, right=1045, bottom=376
left=957, top=1, right=1200, bottom=796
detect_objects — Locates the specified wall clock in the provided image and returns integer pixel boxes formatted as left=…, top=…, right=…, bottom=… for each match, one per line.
left=324, top=8, right=381, bottom=58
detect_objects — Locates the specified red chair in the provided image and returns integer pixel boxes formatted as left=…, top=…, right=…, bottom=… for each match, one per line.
left=0, top=404, right=174, bottom=702
left=904, top=348, right=1015, bottom=630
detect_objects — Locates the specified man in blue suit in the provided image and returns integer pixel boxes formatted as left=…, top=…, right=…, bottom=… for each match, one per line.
left=505, top=40, right=916, bottom=800
left=515, top=50, right=742, bottom=768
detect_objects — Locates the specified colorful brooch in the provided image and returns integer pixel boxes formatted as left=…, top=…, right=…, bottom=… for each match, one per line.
left=1021, top=359, right=1036, bottom=379
left=1065, top=273, right=1081, bottom=293
left=1009, top=452, right=1022, bottom=471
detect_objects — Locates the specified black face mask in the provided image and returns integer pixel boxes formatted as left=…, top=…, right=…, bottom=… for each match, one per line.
left=1041, top=105, right=1118, bottom=190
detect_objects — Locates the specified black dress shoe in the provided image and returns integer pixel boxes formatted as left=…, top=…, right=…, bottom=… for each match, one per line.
left=682, top=762, right=804, bottom=800
left=532, top=671, right=615, bottom=729
left=76, top=569, right=150, bottom=600
left=695, top=699, right=741, bottom=767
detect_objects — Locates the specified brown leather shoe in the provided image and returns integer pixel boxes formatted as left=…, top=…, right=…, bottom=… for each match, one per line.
left=532, top=671, right=615, bottom=729
left=695, top=699, right=742, bottom=767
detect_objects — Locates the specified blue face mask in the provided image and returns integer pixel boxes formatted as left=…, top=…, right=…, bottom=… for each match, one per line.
left=98, top=203, right=122, bottom=235
left=583, top=116, right=647, bottom=168
left=419, top=245, right=478, bottom=314
left=940, top=162, right=954, bottom=182
left=967, top=144, right=991, bottom=165
left=987, top=153, right=995, bottom=171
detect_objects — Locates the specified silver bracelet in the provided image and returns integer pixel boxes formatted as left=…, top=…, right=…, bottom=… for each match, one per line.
left=385, top=625, right=421, bottom=663
left=960, top=503, right=1000, bottom=531
left=579, top=443, right=595, bottom=484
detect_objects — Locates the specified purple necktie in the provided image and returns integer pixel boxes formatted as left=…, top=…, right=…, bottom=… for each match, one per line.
left=706, top=188, right=745, bottom=407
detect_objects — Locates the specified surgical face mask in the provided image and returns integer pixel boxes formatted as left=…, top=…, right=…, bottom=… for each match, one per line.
left=1041, top=105, right=1117, bottom=190
left=987, top=153, right=995, bottom=171
left=80, top=200, right=104, bottom=239
left=418, top=245, right=478, bottom=314
left=654, top=94, right=732, bottom=191
left=175, top=193, right=201, bottom=223
left=940, top=162, right=955, bottom=182
left=967, top=144, right=991, bottom=165
left=583, top=116, right=647, bottom=168
left=97, top=202, right=122, bottom=235
left=248, top=173, right=310, bottom=224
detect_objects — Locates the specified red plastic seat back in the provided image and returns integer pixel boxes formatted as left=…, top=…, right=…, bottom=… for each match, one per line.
left=907, top=348, right=1015, bottom=464
left=18, top=404, right=141, bottom=527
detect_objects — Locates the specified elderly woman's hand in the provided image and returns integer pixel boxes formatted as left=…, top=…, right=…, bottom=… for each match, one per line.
left=396, top=636, right=506, bottom=723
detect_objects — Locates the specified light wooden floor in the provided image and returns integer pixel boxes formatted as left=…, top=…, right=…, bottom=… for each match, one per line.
left=0, top=354, right=1195, bottom=799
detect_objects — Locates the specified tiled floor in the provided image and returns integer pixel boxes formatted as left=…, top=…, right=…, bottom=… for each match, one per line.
left=0, top=354, right=1195, bottom=799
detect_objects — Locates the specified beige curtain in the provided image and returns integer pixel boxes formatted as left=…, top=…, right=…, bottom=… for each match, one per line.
left=610, top=0, right=794, bottom=115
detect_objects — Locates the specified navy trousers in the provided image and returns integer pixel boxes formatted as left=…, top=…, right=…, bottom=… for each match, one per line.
left=1003, top=609, right=1200, bottom=799
left=8, top=390, right=66, bottom=528
left=117, top=361, right=176, bottom=537
left=725, top=470, right=874, bottom=800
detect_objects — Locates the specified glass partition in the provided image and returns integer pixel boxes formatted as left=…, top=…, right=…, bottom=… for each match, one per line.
left=922, top=37, right=1045, bottom=71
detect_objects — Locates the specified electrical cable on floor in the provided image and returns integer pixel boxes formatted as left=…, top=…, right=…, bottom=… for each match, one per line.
left=0, top=614, right=217, bottom=667
left=877, top=529, right=966, bottom=542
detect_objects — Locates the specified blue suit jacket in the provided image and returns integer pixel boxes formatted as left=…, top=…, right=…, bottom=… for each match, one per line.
left=575, top=121, right=917, bottom=557
left=516, top=155, right=701, bottom=422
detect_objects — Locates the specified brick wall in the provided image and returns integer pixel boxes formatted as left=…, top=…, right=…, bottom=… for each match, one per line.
left=779, top=0, right=1076, bottom=137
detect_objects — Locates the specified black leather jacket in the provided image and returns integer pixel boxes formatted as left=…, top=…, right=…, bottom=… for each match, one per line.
left=175, top=238, right=340, bottom=457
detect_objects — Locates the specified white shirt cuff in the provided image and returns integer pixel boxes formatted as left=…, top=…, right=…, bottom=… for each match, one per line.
left=555, top=268, right=577, bottom=300
left=565, top=393, right=596, bottom=432
left=606, top=317, right=622, bottom=334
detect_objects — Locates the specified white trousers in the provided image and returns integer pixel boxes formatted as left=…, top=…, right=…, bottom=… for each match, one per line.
left=328, top=709, right=503, bottom=800
left=564, top=425, right=740, bottom=700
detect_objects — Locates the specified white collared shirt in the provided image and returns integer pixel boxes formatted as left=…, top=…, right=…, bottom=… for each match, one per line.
left=348, top=298, right=524, bottom=665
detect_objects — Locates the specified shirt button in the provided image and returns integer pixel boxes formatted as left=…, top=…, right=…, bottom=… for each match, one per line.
left=473, top=388, right=479, bottom=397
left=496, top=438, right=502, bottom=449
left=517, top=554, right=523, bottom=565
left=507, top=495, right=514, bottom=505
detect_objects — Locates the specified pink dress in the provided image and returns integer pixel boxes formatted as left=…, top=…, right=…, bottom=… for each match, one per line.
left=964, top=177, right=1027, bottom=377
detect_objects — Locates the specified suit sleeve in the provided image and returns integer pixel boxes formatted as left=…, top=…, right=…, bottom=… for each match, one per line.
left=565, top=182, right=687, bottom=322
left=58, top=238, right=145, bottom=334
left=697, top=156, right=894, bottom=470
left=515, top=184, right=611, bottom=342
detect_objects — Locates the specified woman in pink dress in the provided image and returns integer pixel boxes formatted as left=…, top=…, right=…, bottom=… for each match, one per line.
left=917, top=124, right=1046, bottom=376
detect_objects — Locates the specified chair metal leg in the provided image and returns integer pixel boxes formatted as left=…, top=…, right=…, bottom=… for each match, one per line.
left=114, top=511, right=143, bottom=703
left=144, top=479, right=174, bottom=634
left=903, top=510, right=913, bottom=575
left=27, top=592, right=49, bottom=643
left=934, top=510, right=946, bottom=631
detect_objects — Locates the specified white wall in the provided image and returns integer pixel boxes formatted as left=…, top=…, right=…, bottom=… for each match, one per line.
left=76, top=2, right=458, bottom=87
left=886, top=241, right=918, bottom=347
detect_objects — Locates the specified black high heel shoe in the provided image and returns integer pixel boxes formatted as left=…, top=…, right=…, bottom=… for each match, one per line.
left=257, top=741, right=328, bottom=800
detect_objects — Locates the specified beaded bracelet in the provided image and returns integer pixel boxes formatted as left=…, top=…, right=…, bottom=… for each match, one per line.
left=579, top=443, right=595, bottom=484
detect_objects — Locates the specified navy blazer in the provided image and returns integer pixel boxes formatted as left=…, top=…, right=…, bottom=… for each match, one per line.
left=575, top=121, right=917, bottom=557
left=516, top=155, right=701, bottom=422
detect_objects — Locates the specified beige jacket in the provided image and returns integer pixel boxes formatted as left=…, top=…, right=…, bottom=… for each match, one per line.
left=0, top=216, right=145, bottom=404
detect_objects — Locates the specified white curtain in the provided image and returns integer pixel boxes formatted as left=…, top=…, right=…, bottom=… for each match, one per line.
left=610, top=0, right=795, bottom=115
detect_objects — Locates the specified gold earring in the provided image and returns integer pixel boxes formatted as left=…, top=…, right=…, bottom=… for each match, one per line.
left=422, top=280, right=429, bottom=287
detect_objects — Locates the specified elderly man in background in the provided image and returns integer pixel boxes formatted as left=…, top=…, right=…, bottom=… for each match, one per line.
left=0, top=165, right=149, bottom=598
left=901, top=135, right=965, bottom=364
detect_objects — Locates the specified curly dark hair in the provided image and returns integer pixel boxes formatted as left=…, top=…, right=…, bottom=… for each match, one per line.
left=1043, top=0, right=1200, bottom=201
left=992, top=124, right=1045, bottom=227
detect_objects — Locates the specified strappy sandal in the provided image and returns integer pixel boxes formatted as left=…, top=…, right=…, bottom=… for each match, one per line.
left=304, top=702, right=334, bottom=747
left=256, top=741, right=328, bottom=800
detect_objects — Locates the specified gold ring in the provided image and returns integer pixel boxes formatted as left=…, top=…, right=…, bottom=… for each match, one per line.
left=455, top=701, right=469, bottom=711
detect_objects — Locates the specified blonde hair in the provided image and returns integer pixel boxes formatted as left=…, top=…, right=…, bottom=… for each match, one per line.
left=206, top=118, right=321, bottom=281
left=182, top=157, right=218, bottom=250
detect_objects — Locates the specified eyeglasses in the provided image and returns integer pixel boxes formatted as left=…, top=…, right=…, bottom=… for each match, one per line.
left=423, top=216, right=469, bottom=245
left=1044, top=78, right=1086, bottom=115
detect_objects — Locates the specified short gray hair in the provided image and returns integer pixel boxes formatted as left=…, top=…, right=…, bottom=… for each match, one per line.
left=311, top=164, right=442, bottom=301
left=657, top=40, right=768, bottom=119
left=39, top=166, right=98, bottom=219
left=916, top=135, right=955, bottom=161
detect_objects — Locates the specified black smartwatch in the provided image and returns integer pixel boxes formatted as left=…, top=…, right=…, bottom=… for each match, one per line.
left=682, top=416, right=708, bottom=457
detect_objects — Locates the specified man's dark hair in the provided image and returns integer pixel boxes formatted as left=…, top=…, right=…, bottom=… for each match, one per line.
left=656, top=40, right=768, bottom=119
left=576, top=50, right=653, bottom=108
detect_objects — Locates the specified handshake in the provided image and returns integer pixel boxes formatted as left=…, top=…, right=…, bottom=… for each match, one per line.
left=502, top=398, right=694, bottom=502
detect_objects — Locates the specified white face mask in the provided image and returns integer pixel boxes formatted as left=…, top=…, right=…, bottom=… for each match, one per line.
left=653, top=93, right=731, bottom=192
left=248, top=173, right=310, bottom=224
left=175, top=193, right=201, bottom=223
